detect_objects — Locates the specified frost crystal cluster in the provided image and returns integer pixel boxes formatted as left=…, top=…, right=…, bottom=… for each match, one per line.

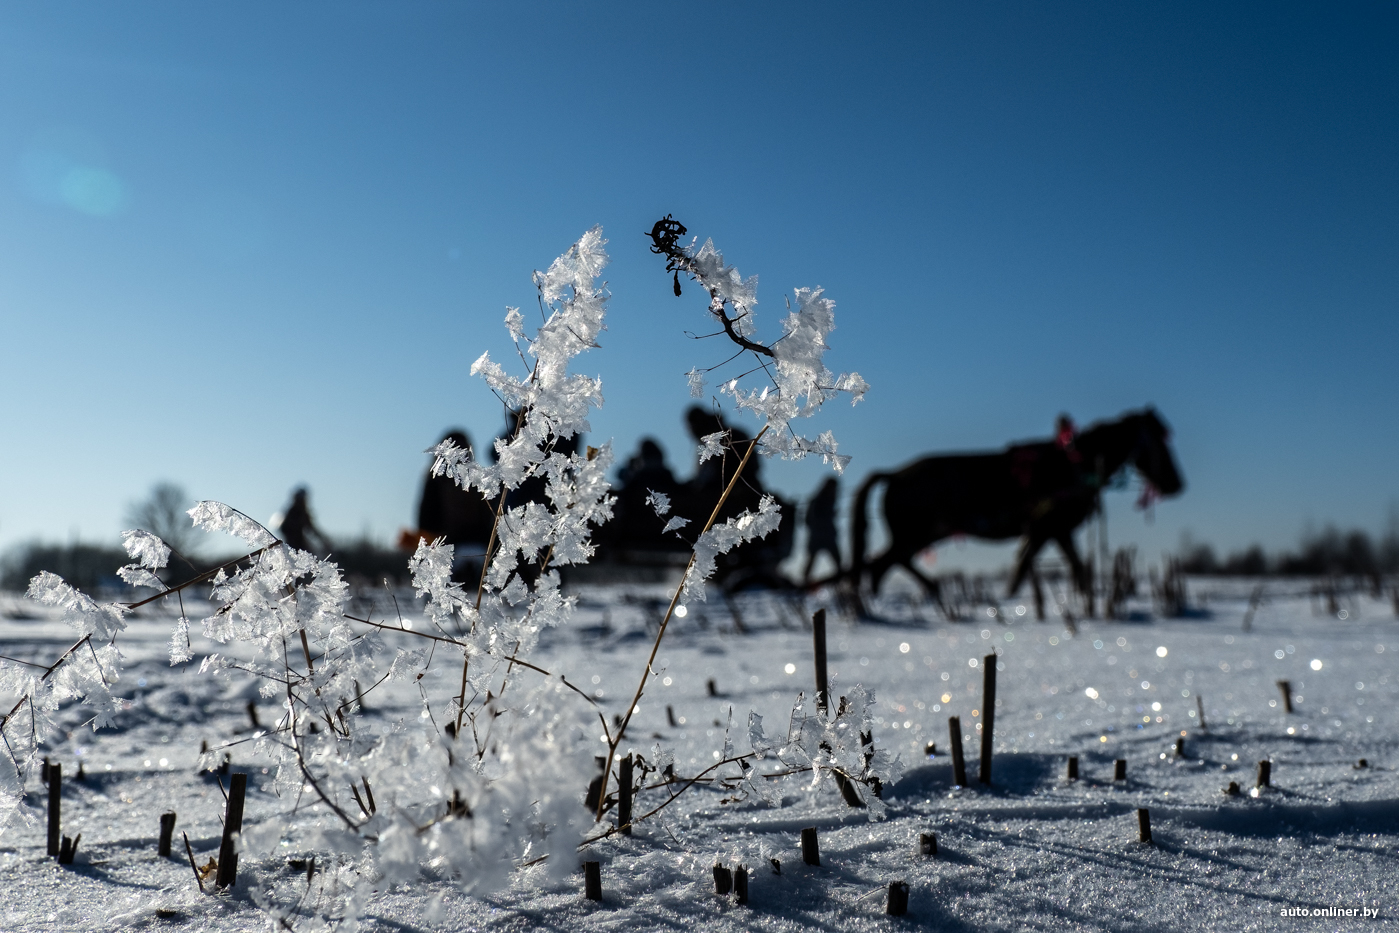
left=0, top=220, right=891, bottom=928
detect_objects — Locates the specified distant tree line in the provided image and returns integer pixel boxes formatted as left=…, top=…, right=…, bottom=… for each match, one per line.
left=0, top=538, right=413, bottom=593
left=1179, top=525, right=1399, bottom=578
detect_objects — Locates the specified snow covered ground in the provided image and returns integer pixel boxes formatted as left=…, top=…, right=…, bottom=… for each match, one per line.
left=1, top=577, right=1396, bottom=932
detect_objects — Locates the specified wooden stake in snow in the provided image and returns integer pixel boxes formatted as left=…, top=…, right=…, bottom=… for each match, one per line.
left=1196, top=694, right=1208, bottom=730
left=948, top=717, right=967, bottom=786
left=159, top=812, right=177, bottom=857
left=1067, top=756, right=1079, bottom=781
left=584, top=860, right=602, bottom=901
left=713, top=864, right=733, bottom=895
left=1114, top=759, right=1127, bottom=781
left=47, top=761, right=60, bottom=858
left=1276, top=681, right=1293, bottom=714
left=801, top=827, right=821, bottom=866
left=979, top=654, right=996, bottom=785
left=886, top=880, right=909, bottom=916
left=618, top=754, right=633, bottom=835
left=919, top=832, right=937, bottom=857
left=1137, top=808, right=1152, bottom=844
left=57, top=833, right=80, bottom=865
left=812, top=608, right=829, bottom=713
left=215, top=773, right=247, bottom=889
left=735, top=865, right=749, bottom=905
left=1257, top=760, right=1271, bottom=788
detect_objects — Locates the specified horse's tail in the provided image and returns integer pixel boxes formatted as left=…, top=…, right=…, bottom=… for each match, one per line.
left=850, top=471, right=890, bottom=586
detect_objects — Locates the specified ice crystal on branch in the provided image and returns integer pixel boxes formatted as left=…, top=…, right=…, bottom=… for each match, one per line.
left=645, top=490, right=671, bottom=516
left=648, top=215, right=867, bottom=474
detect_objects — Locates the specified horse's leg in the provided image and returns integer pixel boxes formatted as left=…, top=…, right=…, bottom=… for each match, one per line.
left=1054, top=532, right=1091, bottom=598
left=901, top=555, right=944, bottom=611
left=868, top=549, right=898, bottom=597
left=1031, top=566, right=1045, bottom=621
left=1008, top=533, right=1048, bottom=597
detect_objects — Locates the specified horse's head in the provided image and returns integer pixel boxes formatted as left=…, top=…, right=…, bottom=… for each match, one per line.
left=1130, top=408, right=1184, bottom=497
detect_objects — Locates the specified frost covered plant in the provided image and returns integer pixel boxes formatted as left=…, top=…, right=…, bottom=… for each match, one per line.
left=747, top=687, right=904, bottom=819
left=594, top=216, right=870, bottom=824
left=0, top=229, right=617, bottom=926
left=647, top=213, right=868, bottom=471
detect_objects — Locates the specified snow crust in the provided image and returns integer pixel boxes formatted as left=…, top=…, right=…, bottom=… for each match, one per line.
left=1, top=581, right=1395, bottom=931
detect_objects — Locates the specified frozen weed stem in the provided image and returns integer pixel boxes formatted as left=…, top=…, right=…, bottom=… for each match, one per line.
left=591, top=218, right=879, bottom=825
left=0, top=220, right=886, bottom=926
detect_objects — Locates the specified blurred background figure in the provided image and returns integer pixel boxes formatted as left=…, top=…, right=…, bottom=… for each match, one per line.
left=278, top=487, right=330, bottom=554
left=802, top=476, right=841, bottom=585
left=403, top=429, right=498, bottom=582
left=602, top=436, right=685, bottom=558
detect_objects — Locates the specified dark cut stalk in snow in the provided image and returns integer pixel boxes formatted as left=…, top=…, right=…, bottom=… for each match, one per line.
left=596, top=427, right=768, bottom=824
left=886, top=880, right=910, bottom=916
left=801, top=827, right=821, bottom=866
left=584, top=860, right=602, bottom=901
left=1257, top=760, right=1271, bottom=788
left=949, top=717, right=967, bottom=786
left=215, top=772, right=247, bottom=888
left=1196, top=694, right=1208, bottom=730
left=735, top=865, right=749, bottom=905
left=1067, top=755, right=1079, bottom=781
left=1115, top=759, right=1127, bottom=781
left=47, top=761, right=60, bottom=858
left=713, top=864, right=733, bottom=895
left=920, top=832, right=937, bottom=856
left=1175, top=736, right=1186, bottom=758
left=979, top=653, right=996, bottom=785
left=811, top=608, right=829, bottom=713
left=1137, top=808, right=1152, bottom=844
left=1277, top=680, right=1293, bottom=714
left=159, top=812, right=176, bottom=857
left=618, top=754, right=633, bottom=835
left=57, top=833, right=80, bottom=865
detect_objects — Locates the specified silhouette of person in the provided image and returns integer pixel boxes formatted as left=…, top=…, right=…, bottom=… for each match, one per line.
left=279, top=487, right=330, bottom=554
left=1055, top=413, right=1080, bottom=462
left=803, top=477, right=840, bottom=584
left=418, top=430, right=497, bottom=547
left=683, top=406, right=762, bottom=508
left=609, top=437, right=684, bottom=554
left=415, top=430, right=498, bottom=581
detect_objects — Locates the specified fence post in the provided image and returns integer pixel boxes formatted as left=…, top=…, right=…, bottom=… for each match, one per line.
left=215, top=773, right=247, bottom=888
left=948, top=717, right=967, bottom=786
left=812, top=609, right=829, bottom=713
left=979, top=654, right=996, bottom=785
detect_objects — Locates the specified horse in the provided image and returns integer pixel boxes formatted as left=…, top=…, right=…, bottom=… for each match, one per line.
left=849, top=408, right=1183, bottom=608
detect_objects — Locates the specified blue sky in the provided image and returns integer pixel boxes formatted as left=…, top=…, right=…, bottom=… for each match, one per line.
left=1, top=2, right=1395, bottom=572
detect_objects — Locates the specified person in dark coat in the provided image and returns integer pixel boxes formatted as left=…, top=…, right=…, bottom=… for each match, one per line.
left=802, top=476, right=841, bottom=585
left=606, top=437, right=685, bottom=557
left=416, top=430, right=498, bottom=580
left=279, top=487, right=330, bottom=554
left=679, top=406, right=794, bottom=589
